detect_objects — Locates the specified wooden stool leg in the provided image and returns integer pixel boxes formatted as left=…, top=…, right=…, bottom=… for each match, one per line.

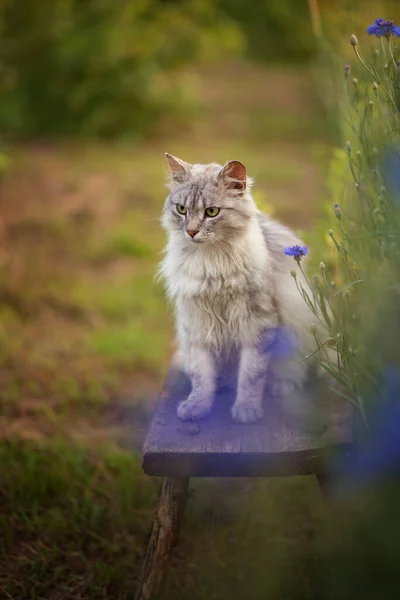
left=316, top=472, right=331, bottom=501
left=135, top=477, right=189, bottom=600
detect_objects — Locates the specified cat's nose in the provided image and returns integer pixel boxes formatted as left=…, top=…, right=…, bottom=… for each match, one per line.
left=187, top=230, right=199, bottom=238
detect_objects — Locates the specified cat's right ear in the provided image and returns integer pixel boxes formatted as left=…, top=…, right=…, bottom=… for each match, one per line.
left=218, top=160, right=247, bottom=193
left=165, top=153, right=191, bottom=184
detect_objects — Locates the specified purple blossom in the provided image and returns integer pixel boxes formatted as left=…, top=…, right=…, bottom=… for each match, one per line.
left=334, top=204, right=342, bottom=219
left=284, top=245, right=308, bottom=262
left=367, top=18, right=400, bottom=38
left=336, top=368, right=400, bottom=491
left=383, top=145, right=400, bottom=201
left=262, top=326, right=299, bottom=359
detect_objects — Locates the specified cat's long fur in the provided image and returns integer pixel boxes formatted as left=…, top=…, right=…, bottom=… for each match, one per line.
left=159, top=154, right=319, bottom=423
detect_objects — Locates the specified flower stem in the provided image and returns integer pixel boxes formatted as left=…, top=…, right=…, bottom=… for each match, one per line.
left=353, top=46, right=397, bottom=110
left=387, top=37, right=398, bottom=72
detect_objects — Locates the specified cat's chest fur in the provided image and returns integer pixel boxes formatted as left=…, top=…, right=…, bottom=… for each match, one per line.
left=162, top=223, right=277, bottom=349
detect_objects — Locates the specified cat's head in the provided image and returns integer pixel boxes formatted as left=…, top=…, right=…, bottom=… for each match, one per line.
left=162, top=154, right=256, bottom=245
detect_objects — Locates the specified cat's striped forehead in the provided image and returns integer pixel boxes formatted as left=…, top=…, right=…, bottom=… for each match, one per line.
left=168, top=162, right=222, bottom=209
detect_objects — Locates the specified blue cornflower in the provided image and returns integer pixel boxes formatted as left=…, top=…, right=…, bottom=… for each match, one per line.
left=367, top=18, right=400, bottom=38
left=284, top=245, right=308, bottom=262
left=262, top=325, right=299, bottom=359
left=383, top=145, right=400, bottom=202
left=334, top=204, right=342, bottom=219
left=336, top=368, right=400, bottom=492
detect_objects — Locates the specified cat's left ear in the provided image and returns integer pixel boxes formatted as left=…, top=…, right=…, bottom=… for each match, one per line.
left=165, top=153, right=192, bottom=184
left=218, top=160, right=247, bottom=193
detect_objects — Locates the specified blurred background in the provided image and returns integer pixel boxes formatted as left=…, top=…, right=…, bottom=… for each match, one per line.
left=0, top=0, right=399, bottom=598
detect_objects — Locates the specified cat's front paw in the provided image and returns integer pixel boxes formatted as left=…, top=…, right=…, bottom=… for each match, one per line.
left=177, top=393, right=212, bottom=421
left=231, top=402, right=264, bottom=424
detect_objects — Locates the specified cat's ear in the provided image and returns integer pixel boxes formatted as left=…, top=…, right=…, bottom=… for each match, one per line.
left=218, top=160, right=247, bottom=192
left=165, top=153, right=191, bottom=184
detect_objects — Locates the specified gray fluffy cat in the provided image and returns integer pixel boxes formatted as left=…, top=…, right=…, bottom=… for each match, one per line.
left=159, top=154, right=319, bottom=424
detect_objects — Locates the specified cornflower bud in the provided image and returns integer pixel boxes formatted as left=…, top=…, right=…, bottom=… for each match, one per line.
left=350, top=34, right=358, bottom=46
left=334, top=203, right=343, bottom=219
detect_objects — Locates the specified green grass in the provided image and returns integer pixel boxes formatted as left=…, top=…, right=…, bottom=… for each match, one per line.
left=0, top=437, right=331, bottom=600
left=71, top=273, right=164, bottom=322
left=1, top=442, right=397, bottom=600
left=80, top=210, right=160, bottom=264
left=0, top=438, right=157, bottom=599
left=89, top=318, right=170, bottom=369
left=86, top=234, right=152, bottom=263
left=71, top=271, right=172, bottom=369
left=161, top=477, right=328, bottom=600
left=249, top=110, right=326, bottom=143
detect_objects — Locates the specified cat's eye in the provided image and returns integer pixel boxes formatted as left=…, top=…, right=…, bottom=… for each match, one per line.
left=176, top=204, right=187, bottom=215
left=205, top=207, right=220, bottom=217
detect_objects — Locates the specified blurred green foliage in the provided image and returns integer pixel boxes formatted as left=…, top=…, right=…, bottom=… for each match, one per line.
left=0, top=0, right=241, bottom=137
left=219, top=0, right=315, bottom=63
left=2, top=0, right=400, bottom=139
left=302, top=19, right=400, bottom=428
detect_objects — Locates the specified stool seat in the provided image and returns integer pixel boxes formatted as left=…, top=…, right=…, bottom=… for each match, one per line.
left=142, top=369, right=354, bottom=478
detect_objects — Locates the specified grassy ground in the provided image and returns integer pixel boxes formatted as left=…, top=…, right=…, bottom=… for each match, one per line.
left=0, top=60, right=332, bottom=599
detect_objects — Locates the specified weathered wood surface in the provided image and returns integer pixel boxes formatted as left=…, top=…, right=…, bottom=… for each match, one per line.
left=134, top=477, right=188, bottom=600
left=142, top=369, right=354, bottom=478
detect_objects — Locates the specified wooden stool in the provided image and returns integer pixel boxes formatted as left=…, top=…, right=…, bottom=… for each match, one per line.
left=135, top=370, right=354, bottom=600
